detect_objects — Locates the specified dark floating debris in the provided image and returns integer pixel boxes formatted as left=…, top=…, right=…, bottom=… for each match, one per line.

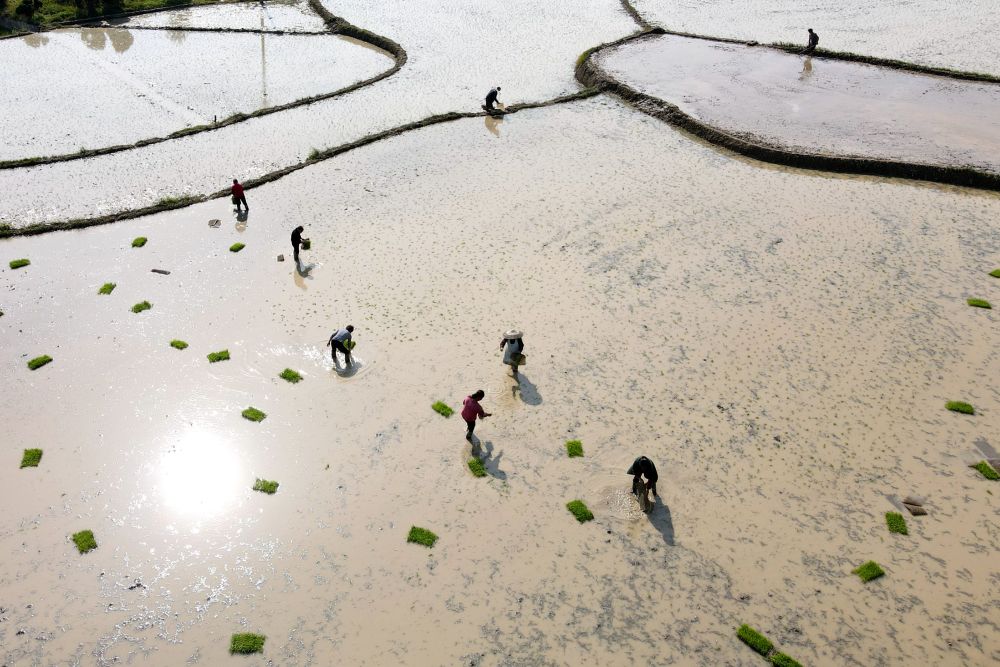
left=151, top=269, right=171, bottom=275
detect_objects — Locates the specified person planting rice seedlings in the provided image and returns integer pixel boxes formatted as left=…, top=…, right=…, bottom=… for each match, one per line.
left=327, top=325, right=354, bottom=367
left=499, top=329, right=525, bottom=376
left=628, top=455, right=659, bottom=512
left=461, top=390, right=492, bottom=442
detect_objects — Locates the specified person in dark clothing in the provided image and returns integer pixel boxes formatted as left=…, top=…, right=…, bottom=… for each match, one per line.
left=291, top=226, right=304, bottom=263
left=231, top=179, right=249, bottom=212
left=628, top=456, right=658, bottom=511
left=327, top=325, right=354, bottom=366
left=484, top=86, right=501, bottom=111
left=802, top=28, right=819, bottom=54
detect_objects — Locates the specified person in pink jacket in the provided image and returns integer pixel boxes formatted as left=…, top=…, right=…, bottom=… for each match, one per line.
left=461, top=390, right=492, bottom=441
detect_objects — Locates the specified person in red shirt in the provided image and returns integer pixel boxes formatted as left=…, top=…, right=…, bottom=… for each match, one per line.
left=231, top=178, right=249, bottom=212
left=461, top=390, right=492, bottom=441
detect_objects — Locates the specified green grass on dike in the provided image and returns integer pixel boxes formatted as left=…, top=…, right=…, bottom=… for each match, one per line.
left=253, top=478, right=279, bottom=494
left=407, top=526, right=438, bottom=547
left=852, top=560, right=885, bottom=582
left=279, top=368, right=303, bottom=383
left=72, top=529, right=97, bottom=554
left=20, top=448, right=43, bottom=468
left=885, top=511, right=908, bottom=535
left=229, top=633, right=265, bottom=654
left=27, top=354, right=52, bottom=370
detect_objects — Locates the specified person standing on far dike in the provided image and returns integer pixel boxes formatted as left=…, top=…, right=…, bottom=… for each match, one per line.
left=232, top=178, right=249, bottom=212
left=327, top=325, right=354, bottom=366
left=291, top=225, right=305, bottom=263
left=801, top=28, right=819, bottom=54
left=462, top=390, right=492, bottom=441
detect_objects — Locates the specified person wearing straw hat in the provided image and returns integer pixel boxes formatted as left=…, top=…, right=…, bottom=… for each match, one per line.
left=499, top=329, right=525, bottom=376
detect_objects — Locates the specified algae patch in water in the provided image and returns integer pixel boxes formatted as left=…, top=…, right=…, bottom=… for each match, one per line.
left=20, top=448, right=43, bottom=468
left=566, top=500, right=594, bottom=523
left=736, top=624, right=773, bottom=657
left=468, top=458, right=486, bottom=477
left=885, top=511, right=908, bottom=535
left=971, top=461, right=999, bottom=480
left=279, top=368, right=303, bottom=383
left=9, top=258, right=30, bottom=269
left=566, top=440, right=584, bottom=457
left=170, top=340, right=188, bottom=350
left=853, top=560, right=885, bottom=582
left=253, top=478, right=279, bottom=494
left=432, top=401, right=453, bottom=417
left=207, top=349, right=230, bottom=363
left=72, top=530, right=97, bottom=554
left=27, top=355, right=53, bottom=370
left=945, top=401, right=974, bottom=415
left=98, top=282, right=116, bottom=295
left=967, top=298, right=992, bottom=309
left=131, top=301, right=152, bottom=314
left=407, top=526, right=438, bottom=547
left=242, top=407, right=267, bottom=422
left=131, top=237, right=147, bottom=248
left=230, top=633, right=265, bottom=654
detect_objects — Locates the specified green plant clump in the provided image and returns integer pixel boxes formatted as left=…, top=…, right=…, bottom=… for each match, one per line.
left=9, top=258, right=30, bottom=269
left=770, top=653, right=804, bottom=667
left=230, top=243, right=245, bottom=253
left=407, top=526, right=438, bottom=547
left=972, top=461, right=1000, bottom=481
left=468, top=458, right=486, bottom=477
left=566, top=499, right=594, bottom=523
left=242, top=407, right=267, bottom=422
left=98, top=282, right=116, bottom=295
left=230, top=633, right=265, bottom=654
left=565, top=439, right=584, bottom=457
left=967, top=298, right=992, bottom=309
left=990, top=269, right=1000, bottom=278
left=885, top=511, right=908, bottom=535
left=945, top=401, right=975, bottom=415
left=207, top=349, right=230, bottom=363
left=131, top=237, right=147, bottom=248
left=853, top=560, right=885, bottom=582
left=20, top=448, right=43, bottom=468
left=279, top=368, right=303, bottom=383
left=253, top=478, right=279, bottom=494
left=170, top=339, right=188, bottom=350
left=131, top=300, right=152, bottom=314
left=72, top=529, right=97, bottom=554
left=27, top=355, right=53, bottom=370
left=432, top=401, right=453, bottom=417
left=736, top=624, right=774, bottom=656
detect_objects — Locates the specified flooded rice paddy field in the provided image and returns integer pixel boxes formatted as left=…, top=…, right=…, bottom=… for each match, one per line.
left=597, top=34, right=1000, bottom=173
left=632, top=0, right=1000, bottom=77
left=0, top=28, right=392, bottom=162
left=122, top=0, right=327, bottom=32
left=2, top=97, right=1000, bottom=665
left=0, top=0, right=636, bottom=226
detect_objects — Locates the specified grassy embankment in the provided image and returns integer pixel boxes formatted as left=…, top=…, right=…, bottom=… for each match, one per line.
left=1, top=0, right=215, bottom=27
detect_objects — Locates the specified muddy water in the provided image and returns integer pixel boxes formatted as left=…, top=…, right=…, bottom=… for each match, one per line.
left=598, top=34, right=1000, bottom=173
left=0, top=0, right=637, bottom=226
left=632, top=0, right=1000, bottom=77
left=0, top=28, right=392, bottom=162
left=2, top=98, right=999, bottom=665
left=123, top=0, right=326, bottom=32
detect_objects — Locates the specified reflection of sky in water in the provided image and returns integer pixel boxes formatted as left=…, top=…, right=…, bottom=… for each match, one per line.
left=159, top=430, right=243, bottom=520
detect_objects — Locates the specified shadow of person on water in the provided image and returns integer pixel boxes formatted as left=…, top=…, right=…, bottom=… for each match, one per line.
left=471, top=439, right=507, bottom=480
left=647, top=498, right=675, bottom=545
left=511, top=373, right=542, bottom=406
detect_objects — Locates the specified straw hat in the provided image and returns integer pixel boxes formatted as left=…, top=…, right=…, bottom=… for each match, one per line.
left=503, top=329, right=523, bottom=340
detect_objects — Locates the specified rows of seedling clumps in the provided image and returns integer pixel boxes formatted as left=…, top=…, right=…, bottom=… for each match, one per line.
left=13, top=231, right=281, bottom=655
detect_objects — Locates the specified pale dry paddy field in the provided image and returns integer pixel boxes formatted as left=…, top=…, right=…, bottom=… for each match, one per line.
left=1, top=1, right=999, bottom=666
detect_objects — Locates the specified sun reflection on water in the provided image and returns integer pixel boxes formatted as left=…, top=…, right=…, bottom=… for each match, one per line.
left=159, top=430, right=243, bottom=519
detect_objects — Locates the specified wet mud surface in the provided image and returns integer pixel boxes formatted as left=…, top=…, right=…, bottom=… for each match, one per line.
left=2, top=98, right=999, bottom=665
left=597, top=34, right=1000, bottom=174
left=0, top=27, right=392, bottom=162
left=632, top=0, right=1000, bottom=77
left=0, top=0, right=636, bottom=227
